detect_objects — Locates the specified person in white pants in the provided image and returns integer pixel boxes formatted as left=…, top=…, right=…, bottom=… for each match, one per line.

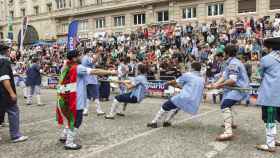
left=81, top=48, right=105, bottom=116
left=25, top=57, right=44, bottom=106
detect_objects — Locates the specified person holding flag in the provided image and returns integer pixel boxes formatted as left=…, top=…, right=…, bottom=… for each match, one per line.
left=57, top=50, right=116, bottom=150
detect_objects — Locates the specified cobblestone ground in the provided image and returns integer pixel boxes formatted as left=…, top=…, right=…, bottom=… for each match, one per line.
left=0, top=89, right=279, bottom=158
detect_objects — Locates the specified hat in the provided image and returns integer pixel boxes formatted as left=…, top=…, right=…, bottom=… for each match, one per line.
left=67, top=50, right=79, bottom=60
left=263, top=36, right=280, bottom=50
left=0, top=41, right=10, bottom=52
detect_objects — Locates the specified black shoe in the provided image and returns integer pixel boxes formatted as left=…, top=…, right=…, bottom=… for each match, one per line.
left=26, top=103, right=32, bottom=106
left=147, top=123, right=158, bottom=128
left=163, top=122, right=172, bottom=127
left=59, top=138, right=66, bottom=143
left=64, top=144, right=82, bottom=150
left=116, top=113, right=125, bottom=117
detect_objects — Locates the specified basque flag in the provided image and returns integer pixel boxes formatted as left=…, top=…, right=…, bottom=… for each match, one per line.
left=67, top=20, right=79, bottom=51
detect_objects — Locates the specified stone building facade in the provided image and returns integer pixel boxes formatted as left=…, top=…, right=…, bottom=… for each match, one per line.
left=0, top=0, right=279, bottom=42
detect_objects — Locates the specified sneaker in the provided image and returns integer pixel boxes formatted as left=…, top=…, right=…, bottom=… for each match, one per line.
left=37, top=103, right=45, bottom=106
left=0, top=123, right=9, bottom=128
left=147, top=123, right=158, bottom=128
left=64, top=143, right=82, bottom=150
left=96, top=111, right=105, bottom=116
left=104, top=115, right=115, bottom=119
left=256, top=144, right=276, bottom=152
left=12, top=136, right=28, bottom=143
left=116, top=113, right=125, bottom=117
left=26, top=103, right=32, bottom=106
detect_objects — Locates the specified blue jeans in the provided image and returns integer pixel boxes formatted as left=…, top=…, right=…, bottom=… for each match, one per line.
left=2, top=104, right=22, bottom=140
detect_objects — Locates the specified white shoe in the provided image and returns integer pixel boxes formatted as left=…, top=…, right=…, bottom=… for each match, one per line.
left=96, top=110, right=105, bottom=116
left=0, top=123, right=9, bottom=128
left=12, top=136, right=28, bottom=143
left=83, top=109, right=89, bottom=116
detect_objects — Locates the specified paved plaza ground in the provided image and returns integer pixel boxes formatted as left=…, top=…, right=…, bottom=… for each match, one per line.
left=0, top=89, right=279, bottom=158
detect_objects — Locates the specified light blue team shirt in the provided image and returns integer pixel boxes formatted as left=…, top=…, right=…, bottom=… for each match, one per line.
left=222, top=57, right=250, bottom=101
left=257, top=51, right=280, bottom=107
left=81, top=55, right=98, bottom=85
left=171, top=71, right=205, bottom=115
left=130, top=74, right=148, bottom=103
left=76, top=65, right=91, bottom=110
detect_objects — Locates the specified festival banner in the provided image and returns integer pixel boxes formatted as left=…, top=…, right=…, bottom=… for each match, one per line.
left=67, top=20, right=79, bottom=51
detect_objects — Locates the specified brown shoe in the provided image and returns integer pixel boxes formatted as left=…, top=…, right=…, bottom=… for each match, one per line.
left=221, top=124, right=238, bottom=129
left=256, top=144, right=276, bottom=153
left=216, top=133, right=234, bottom=141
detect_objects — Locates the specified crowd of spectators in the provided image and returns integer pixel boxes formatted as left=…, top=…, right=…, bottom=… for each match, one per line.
left=10, top=14, right=280, bottom=84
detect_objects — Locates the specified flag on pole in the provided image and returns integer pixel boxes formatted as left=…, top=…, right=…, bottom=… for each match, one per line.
left=67, top=20, right=79, bottom=51
left=20, top=16, right=28, bottom=52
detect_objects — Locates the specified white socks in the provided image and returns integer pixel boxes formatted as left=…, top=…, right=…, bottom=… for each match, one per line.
left=108, top=99, right=119, bottom=117
left=152, top=108, right=167, bottom=124
left=95, top=99, right=104, bottom=114
left=36, top=95, right=42, bottom=105
left=222, top=108, right=233, bottom=135
left=165, top=109, right=179, bottom=123
left=266, top=123, right=277, bottom=148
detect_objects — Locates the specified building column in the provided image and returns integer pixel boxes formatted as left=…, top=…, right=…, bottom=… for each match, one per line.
left=146, top=5, right=154, bottom=25
left=257, top=0, right=269, bottom=16
left=169, top=1, right=175, bottom=22
left=224, top=0, right=237, bottom=20
left=197, top=3, right=206, bottom=23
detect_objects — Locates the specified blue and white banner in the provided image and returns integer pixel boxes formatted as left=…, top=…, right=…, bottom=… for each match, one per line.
left=67, top=20, right=79, bottom=51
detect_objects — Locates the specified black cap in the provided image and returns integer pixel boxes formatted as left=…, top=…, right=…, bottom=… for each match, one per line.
left=264, top=37, right=280, bottom=50
left=0, top=42, right=10, bottom=52
left=67, top=50, right=79, bottom=60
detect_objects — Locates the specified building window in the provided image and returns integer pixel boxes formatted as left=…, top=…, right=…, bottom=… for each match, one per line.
left=97, top=0, right=102, bottom=5
left=270, top=0, right=280, bottom=10
left=157, top=10, right=169, bottom=22
left=182, top=7, right=196, bottom=19
left=134, top=14, right=145, bottom=25
left=56, top=0, right=66, bottom=9
left=34, top=6, right=39, bottom=15
left=61, top=23, right=68, bottom=33
left=208, top=3, right=223, bottom=16
left=238, top=0, right=256, bottom=13
left=114, top=16, right=125, bottom=27
left=79, top=20, right=88, bottom=32
left=9, top=11, right=14, bottom=18
left=96, top=18, right=106, bottom=29
left=47, top=3, right=52, bottom=12
left=21, top=8, right=26, bottom=17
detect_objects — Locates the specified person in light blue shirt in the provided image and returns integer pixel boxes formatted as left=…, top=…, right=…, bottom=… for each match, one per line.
left=209, top=44, right=250, bottom=141
left=255, top=37, right=280, bottom=152
left=81, top=49, right=105, bottom=116
left=105, top=64, right=148, bottom=119
left=147, top=62, right=205, bottom=128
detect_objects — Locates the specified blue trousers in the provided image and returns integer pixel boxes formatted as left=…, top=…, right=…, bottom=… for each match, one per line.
left=74, top=110, right=84, bottom=129
left=221, top=99, right=238, bottom=109
left=1, top=104, right=22, bottom=140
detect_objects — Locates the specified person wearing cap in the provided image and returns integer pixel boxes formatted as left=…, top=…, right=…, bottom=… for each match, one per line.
left=255, top=37, right=280, bottom=152
left=57, top=49, right=115, bottom=150
left=81, top=48, right=105, bottom=116
left=208, top=44, right=250, bottom=141
left=0, top=42, right=28, bottom=143
left=25, top=57, right=44, bottom=106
